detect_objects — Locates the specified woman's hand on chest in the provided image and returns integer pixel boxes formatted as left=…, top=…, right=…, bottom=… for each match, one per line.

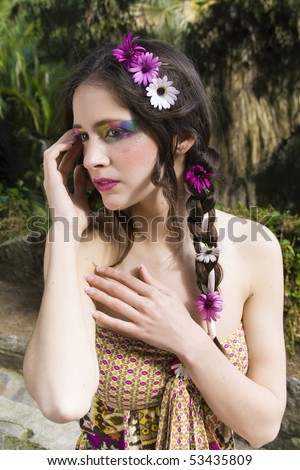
left=84, top=264, right=200, bottom=354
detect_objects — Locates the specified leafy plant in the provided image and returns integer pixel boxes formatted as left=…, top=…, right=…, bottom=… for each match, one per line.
left=21, top=0, right=139, bottom=64
left=0, top=181, right=34, bottom=243
left=0, top=2, right=67, bottom=186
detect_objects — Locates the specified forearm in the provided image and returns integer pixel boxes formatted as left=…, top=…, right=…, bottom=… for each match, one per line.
left=23, top=225, right=98, bottom=422
left=178, top=326, right=285, bottom=448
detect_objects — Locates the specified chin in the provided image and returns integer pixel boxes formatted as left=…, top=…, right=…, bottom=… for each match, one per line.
left=101, top=199, right=127, bottom=212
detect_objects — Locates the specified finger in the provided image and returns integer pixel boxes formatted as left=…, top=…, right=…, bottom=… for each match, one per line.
left=92, top=310, right=137, bottom=337
left=74, top=164, right=89, bottom=197
left=43, top=140, right=75, bottom=173
left=58, top=143, right=83, bottom=186
left=84, top=282, right=139, bottom=322
left=43, top=131, right=77, bottom=179
left=44, top=130, right=76, bottom=159
left=95, top=265, right=154, bottom=297
left=139, top=264, right=176, bottom=297
left=85, top=273, right=144, bottom=311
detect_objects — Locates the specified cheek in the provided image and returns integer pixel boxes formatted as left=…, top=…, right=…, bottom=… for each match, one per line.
left=114, top=133, right=158, bottom=169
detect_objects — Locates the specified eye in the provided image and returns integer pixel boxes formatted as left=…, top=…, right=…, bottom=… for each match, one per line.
left=105, top=128, right=128, bottom=139
left=76, top=132, right=89, bottom=143
left=73, top=129, right=89, bottom=143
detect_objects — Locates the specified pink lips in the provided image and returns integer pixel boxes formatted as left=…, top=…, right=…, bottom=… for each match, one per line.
left=92, top=178, right=119, bottom=192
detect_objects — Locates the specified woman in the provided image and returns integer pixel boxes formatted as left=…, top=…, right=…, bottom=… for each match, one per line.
left=23, top=34, right=286, bottom=450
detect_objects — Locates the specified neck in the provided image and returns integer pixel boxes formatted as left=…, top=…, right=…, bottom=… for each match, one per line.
left=129, top=183, right=190, bottom=248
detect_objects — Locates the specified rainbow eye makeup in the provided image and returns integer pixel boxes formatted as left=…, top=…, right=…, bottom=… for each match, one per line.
left=73, top=119, right=140, bottom=143
left=97, top=119, right=140, bottom=140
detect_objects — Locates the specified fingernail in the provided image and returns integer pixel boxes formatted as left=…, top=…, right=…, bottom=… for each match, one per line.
left=85, top=273, right=93, bottom=281
left=85, top=286, right=95, bottom=294
left=140, top=264, right=145, bottom=270
left=96, top=265, right=105, bottom=272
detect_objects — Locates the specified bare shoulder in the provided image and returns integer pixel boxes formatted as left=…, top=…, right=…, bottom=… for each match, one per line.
left=215, top=208, right=282, bottom=262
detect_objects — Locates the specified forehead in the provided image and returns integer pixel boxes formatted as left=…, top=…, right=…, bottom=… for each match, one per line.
left=72, top=83, right=133, bottom=124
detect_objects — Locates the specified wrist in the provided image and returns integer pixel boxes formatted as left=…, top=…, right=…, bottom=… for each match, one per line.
left=176, top=323, right=208, bottom=366
left=48, top=222, right=83, bottom=245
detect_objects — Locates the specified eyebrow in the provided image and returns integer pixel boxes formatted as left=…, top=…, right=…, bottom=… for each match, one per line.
left=73, top=119, right=139, bottom=131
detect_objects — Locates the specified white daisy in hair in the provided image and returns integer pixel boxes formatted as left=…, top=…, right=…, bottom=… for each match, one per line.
left=146, top=75, right=179, bottom=110
left=196, top=242, right=221, bottom=264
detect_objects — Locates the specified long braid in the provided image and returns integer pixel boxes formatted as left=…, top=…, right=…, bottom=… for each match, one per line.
left=184, top=143, right=224, bottom=351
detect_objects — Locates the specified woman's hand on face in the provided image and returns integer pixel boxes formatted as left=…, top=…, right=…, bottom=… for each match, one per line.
left=84, top=264, right=197, bottom=354
left=43, top=130, right=91, bottom=234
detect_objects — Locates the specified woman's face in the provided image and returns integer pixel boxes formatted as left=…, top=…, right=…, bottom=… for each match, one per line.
left=72, top=83, right=160, bottom=212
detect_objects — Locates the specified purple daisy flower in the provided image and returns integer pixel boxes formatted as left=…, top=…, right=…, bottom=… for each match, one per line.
left=129, top=52, right=162, bottom=86
left=112, top=32, right=146, bottom=71
left=184, top=164, right=212, bottom=193
left=195, top=291, right=223, bottom=322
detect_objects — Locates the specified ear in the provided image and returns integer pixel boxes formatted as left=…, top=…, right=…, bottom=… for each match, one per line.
left=175, top=133, right=196, bottom=155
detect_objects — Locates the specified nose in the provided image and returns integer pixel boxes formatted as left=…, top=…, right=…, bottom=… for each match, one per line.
left=83, top=139, right=110, bottom=170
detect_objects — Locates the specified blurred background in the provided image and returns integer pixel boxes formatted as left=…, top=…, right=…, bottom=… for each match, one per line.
left=0, top=0, right=299, bottom=450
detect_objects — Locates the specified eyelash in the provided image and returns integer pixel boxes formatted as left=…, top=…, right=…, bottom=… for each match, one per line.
left=74, top=127, right=131, bottom=143
left=105, top=128, right=129, bottom=139
left=74, top=132, right=88, bottom=143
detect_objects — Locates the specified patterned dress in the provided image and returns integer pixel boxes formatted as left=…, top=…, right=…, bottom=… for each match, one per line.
left=76, top=324, right=248, bottom=450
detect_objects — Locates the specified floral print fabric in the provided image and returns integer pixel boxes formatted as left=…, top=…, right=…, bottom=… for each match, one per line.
left=76, top=324, right=248, bottom=450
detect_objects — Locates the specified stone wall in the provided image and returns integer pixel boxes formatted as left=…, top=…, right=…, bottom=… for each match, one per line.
left=0, top=236, right=44, bottom=290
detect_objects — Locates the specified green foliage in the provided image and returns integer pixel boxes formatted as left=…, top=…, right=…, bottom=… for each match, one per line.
left=224, top=204, right=300, bottom=355
left=184, top=0, right=300, bottom=96
left=0, top=55, right=64, bottom=185
left=22, top=0, right=140, bottom=64
left=0, top=179, right=46, bottom=244
left=134, top=0, right=217, bottom=46
left=255, top=129, right=300, bottom=215
left=0, top=1, right=68, bottom=186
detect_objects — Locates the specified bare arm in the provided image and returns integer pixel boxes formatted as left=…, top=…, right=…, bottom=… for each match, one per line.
left=23, top=131, right=104, bottom=423
left=178, top=227, right=286, bottom=448
left=23, top=228, right=100, bottom=423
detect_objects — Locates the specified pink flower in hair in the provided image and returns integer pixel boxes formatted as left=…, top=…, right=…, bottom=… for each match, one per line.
left=185, top=165, right=212, bottom=193
left=129, top=52, right=162, bottom=86
left=112, top=33, right=146, bottom=71
left=195, top=291, right=223, bottom=322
